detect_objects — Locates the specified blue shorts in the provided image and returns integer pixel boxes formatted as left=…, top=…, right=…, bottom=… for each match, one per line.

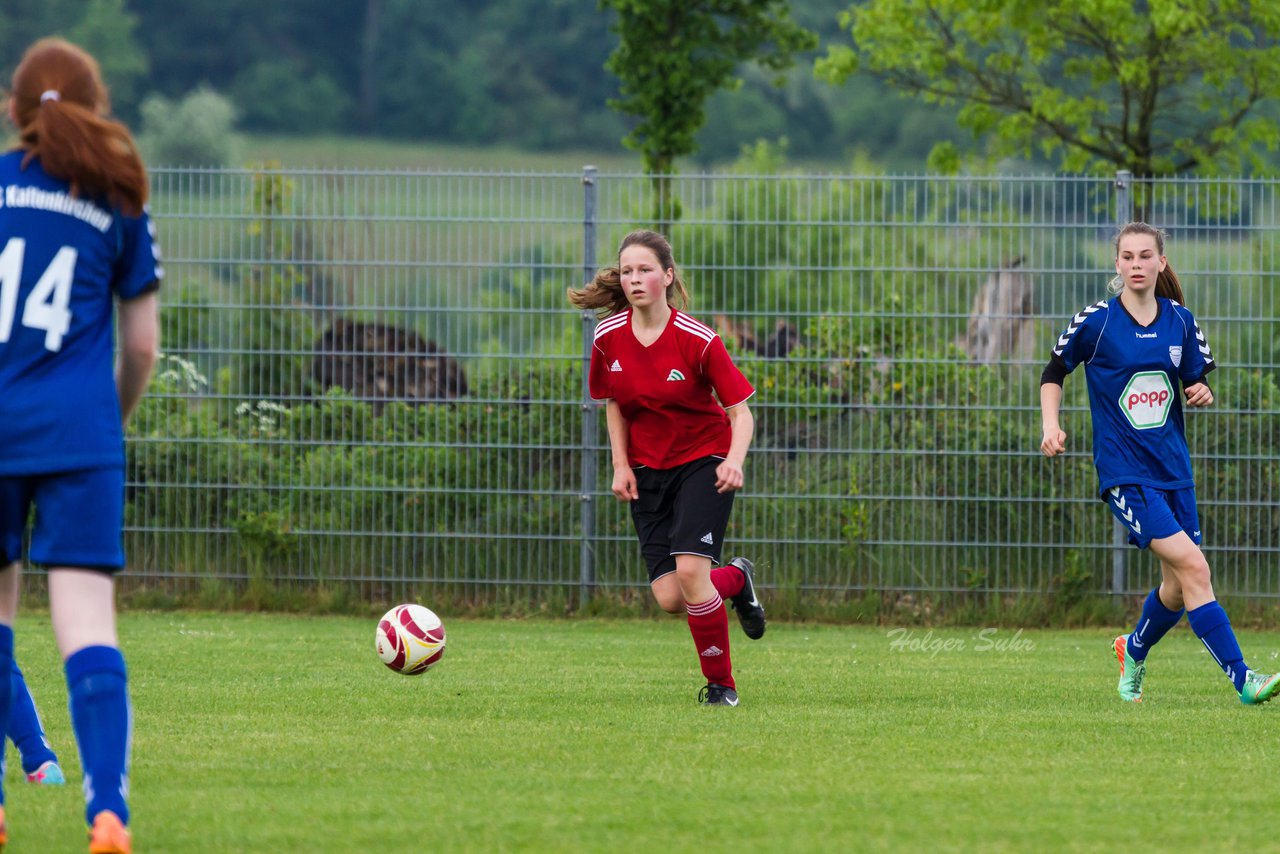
left=1104, top=484, right=1201, bottom=550
left=0, top=468, right=126, bottom=572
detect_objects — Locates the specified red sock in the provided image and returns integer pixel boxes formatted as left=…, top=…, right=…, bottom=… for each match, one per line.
left=686, top=595, right=734, bottom=689
left=710, top=564, right=745, bottom=598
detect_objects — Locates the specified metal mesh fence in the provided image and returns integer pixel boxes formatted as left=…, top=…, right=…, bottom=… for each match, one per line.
left=122, top=167, right=1279, bottom=602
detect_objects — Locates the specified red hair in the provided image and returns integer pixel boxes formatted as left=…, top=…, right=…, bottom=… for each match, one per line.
left=9, top=37, right=148, bottom=215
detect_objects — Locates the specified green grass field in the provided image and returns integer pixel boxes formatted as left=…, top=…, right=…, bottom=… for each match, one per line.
left=9, top=612, right=1280, bottom=852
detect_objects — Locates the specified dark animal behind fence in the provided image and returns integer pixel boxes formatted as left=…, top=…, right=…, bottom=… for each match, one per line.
left=312, top=319, right=468, bottom=412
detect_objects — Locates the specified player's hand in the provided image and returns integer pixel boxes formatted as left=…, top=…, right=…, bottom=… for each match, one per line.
left=1184, top=382, right=1214, bottom=407
left=715, top=460, right=744, bottom=493
left=1040, top=428, right=1067, bottom=458
left=612, top=466, right=638, bottom=501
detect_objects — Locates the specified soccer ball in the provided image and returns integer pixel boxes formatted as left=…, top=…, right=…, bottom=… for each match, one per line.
left=375, top=604, right=446, bottom=675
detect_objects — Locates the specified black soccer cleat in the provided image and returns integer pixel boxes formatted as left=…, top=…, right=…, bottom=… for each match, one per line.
left=698, top=683, right=739, bottom=706
left=727, top=556, right=766, bottom=639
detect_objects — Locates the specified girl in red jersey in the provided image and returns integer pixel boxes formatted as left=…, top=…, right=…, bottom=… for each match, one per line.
left=568, top=230, right=763, bottom=706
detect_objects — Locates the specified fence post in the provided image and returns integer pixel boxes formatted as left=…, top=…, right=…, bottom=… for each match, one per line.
left=579, top=166, right=600, bottom=604
left=1111, top=170, right=1132, bottom=596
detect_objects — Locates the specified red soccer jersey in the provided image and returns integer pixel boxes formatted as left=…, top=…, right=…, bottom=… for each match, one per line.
left=589, top=308, right=755, bottom=469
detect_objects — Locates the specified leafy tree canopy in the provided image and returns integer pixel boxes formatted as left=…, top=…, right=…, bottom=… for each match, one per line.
left=602, top=0, right=817, bottom=176
left=817, top=0, right=1280, bottom=175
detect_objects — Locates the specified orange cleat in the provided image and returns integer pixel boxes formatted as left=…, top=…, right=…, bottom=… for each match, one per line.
left=88, top=810, right=131, bottom=854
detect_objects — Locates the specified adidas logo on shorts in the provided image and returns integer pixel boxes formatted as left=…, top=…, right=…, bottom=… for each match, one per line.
left=610, top=360, right=622, bottom=372
left=700, top=532, right=714, bottom=545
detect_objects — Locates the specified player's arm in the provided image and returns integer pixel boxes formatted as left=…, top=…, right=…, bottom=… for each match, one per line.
left=116, top=291, right=159, bottom=427
left=715, top=402, right=754, bottom=493
left=1039, top=355, right=1068, bottom=458
left=604, top=399, right=637, bottom=501
left=1181, top=312, right=1215, bottom=408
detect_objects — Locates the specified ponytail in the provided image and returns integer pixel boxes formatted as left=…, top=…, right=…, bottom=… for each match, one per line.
left=10, top=38, right=148, bottom=216
left=567, top=230, right=691, bottom=318
left=567, top=267, right=630, bottom=317
left=1155, top=264, right=1185, bottom=306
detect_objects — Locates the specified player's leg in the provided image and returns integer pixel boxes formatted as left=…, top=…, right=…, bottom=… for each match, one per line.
left=50, top=569, right=133, bottom=850
left=0, top=477, right=32, bottom=848
left=0, top=561, right=16, bottom=849
left=649, top=570, right=684, bottom=614
left=634, top=469, right=688, bottom=615
left=35, top=469, right=133, bottom=851
left=1125, top=570, right=1185, bottom=665
left=675, top=553, right=736, bottom=704
left=670, top=458, right=738, bottom=705
left=1113, top=577, right=1184, bottom=703
left=1108, top=486, right=1189, bottom=701
left=9, top=661, right=64, bottom=784
left=1147, top=533, right=1277, bottom=703
left=1150, top=485, right=1277, bottom=704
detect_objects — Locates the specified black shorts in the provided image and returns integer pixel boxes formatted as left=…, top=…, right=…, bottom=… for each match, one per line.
left=629, top=455, right=735, bottom=583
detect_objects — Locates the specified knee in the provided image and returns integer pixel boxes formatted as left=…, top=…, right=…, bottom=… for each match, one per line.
left=1177, top=555, right=1213, bottom=590
left=654, top=592, right=686, bottom=614
left=674, top=562, right=707, bottom=591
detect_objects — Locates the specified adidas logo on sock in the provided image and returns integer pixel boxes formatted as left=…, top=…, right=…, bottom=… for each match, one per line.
left=700, top=532, right=714, bottom=545
left=700, top=645, right=723, bottom=657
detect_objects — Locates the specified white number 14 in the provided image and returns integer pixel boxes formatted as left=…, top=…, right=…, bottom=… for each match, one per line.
left=0, top=237, right=75, bottom=352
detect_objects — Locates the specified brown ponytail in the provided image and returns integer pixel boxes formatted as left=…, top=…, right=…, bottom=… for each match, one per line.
left=1155, top=264, right=1185, bottom=306
left=9, top=38, right=148, bottom=216
left=566, top=230, right=690, bottom=318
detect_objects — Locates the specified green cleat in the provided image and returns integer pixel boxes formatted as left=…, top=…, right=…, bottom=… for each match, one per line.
left=1239, top=670, right=1280, bottom=706
left=1114, top=635, right=1145, bottom=702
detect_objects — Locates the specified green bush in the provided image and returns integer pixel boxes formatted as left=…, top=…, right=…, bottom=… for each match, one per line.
left=139, top=87, right=238, bottom=167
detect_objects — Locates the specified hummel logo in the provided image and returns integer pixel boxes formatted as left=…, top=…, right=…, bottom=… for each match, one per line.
left=700, top=645, right=723, bottom=657
left=610, top=360, right=622, bottom=372
left=1110, top=490, right=1142, bottom=534
left=700, top=532, right=714, bottom=545
left=666, top=369, right=686, bottom=381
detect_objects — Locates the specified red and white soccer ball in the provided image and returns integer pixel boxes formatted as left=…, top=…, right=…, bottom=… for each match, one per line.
left=375, top=604, right=446, bottom=675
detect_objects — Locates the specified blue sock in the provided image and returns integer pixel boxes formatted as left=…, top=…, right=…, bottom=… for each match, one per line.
left=0, top=626, right=12, bottom=805
left=1187, top=601, right=1248, bottom=692
left=65, top=646, right=131, bottom=826
left=9, top=661, right=58, bottom=774
left=1126, top=588, right=1184, bottom=663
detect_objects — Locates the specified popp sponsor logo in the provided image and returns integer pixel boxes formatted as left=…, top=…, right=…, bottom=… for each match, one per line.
left=1119, top=371, right=1174, bottom=429
left=1127, top=387, right=1170, bottom=410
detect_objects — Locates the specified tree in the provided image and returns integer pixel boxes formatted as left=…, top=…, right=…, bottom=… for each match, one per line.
left=601, top=0, right=816, bottom=224
left=68, top=0, right=149, bottom=117
left=816, top=0, right=1280, bottom=177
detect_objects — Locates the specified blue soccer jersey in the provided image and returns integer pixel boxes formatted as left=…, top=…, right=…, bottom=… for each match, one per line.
left=0, top=150, right=162, bottom=475
left=1048, top=296, right=1214, bottom=495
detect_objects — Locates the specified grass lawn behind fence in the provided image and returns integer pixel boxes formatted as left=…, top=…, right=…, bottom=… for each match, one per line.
left=10, top=612, right=1280, bottom=851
